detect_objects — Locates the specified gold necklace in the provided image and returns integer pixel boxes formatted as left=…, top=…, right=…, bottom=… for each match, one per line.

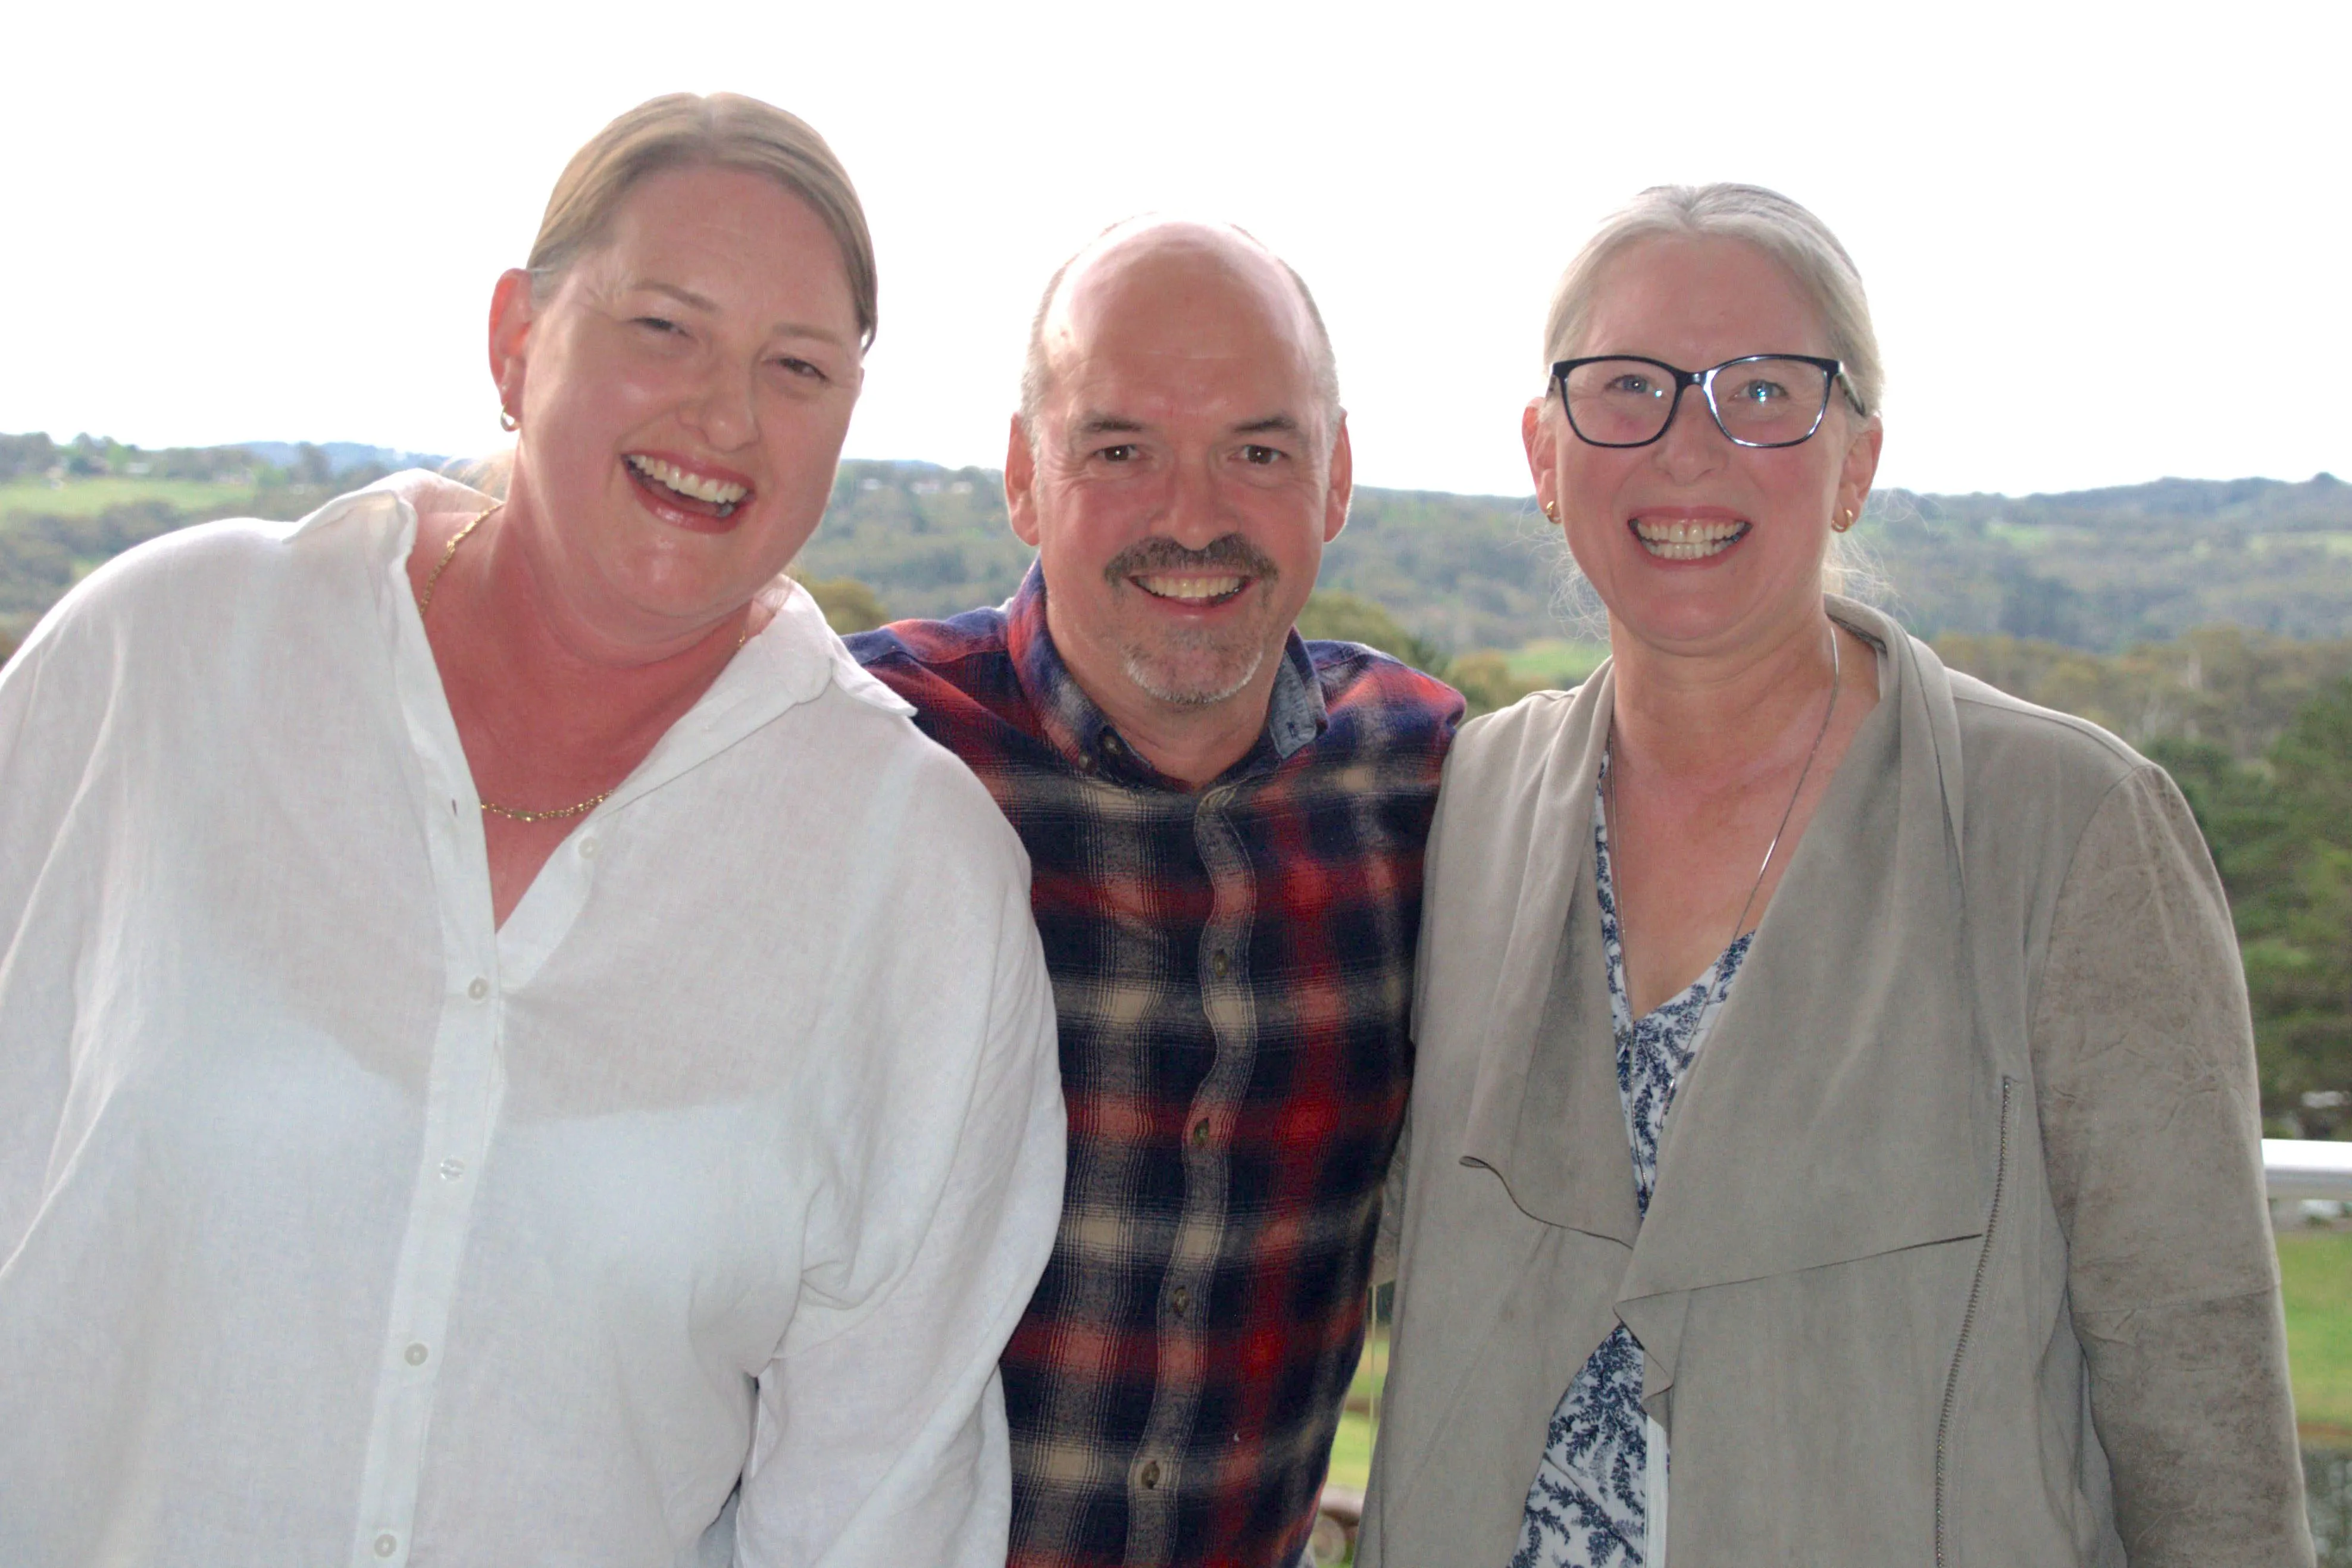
left=415, top=502, right=755, bottom=825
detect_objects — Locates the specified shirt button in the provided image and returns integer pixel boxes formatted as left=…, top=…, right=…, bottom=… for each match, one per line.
left=1170, top=1286, right=1189, bottom=1317
left=466, top=977, right=489, bottom=1001
left=1191, top=1119, right=1211, bottom=1148
left=404, top=1342, right=429, bottom=1366
left=1140, top=1460, right=1161, bottom=1489
left=374, top=1533, right=399, bottom=1557
left=439, top=1157, right=467, bottom=1181
left=580, top=838, right=599, bottom=859
left=1211, top=950, right=1230, bottom=978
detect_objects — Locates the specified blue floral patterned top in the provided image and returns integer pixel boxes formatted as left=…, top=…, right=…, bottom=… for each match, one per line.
left=1510, top=765, right=1750, bottom=1568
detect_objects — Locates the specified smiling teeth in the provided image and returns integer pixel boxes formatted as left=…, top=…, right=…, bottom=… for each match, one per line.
left=627, top=454, right=748, bottom=505
left=1633, top=518, right=1746, bottom=560
left=1137, top=574, right=1245, bottom=600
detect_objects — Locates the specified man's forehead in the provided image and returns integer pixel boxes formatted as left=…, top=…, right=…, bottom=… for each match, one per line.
left=1043, top=224, right=1318, bottom=375
left=1039, top=235, right=1318, bottom=436
left=1049, top=351, right=1319, bottom=448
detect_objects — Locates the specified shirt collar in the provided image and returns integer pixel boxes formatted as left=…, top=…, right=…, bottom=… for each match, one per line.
left=300, top=468, right=912, bottom=731
left=1001, top=559, right=1328, bottom=783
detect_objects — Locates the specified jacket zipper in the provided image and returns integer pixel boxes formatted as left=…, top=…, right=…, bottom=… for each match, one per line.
left=1934, top=1073, right=2013, bottom=1568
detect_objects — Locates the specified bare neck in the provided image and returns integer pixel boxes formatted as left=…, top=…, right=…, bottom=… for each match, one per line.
left=409, top=504, right=759, bottom=772
left=1607, top=608, right=1854, bottom=785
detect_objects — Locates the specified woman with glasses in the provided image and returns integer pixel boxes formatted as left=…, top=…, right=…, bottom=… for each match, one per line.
left=1359, top=184, right=2309, bottom=1566
left=0, top=95, right=1063, bottom=1565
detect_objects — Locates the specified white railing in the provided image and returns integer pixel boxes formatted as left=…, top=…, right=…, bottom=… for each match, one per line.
left=2265, top=1138, right=2352, bottom=1201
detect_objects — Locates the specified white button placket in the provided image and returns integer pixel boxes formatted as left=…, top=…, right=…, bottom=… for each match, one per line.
left=346, top=756, right=507, bottom=1567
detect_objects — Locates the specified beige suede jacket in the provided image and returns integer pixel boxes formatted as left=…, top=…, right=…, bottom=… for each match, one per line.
left=1360, top=601, right=2311, bottom=1567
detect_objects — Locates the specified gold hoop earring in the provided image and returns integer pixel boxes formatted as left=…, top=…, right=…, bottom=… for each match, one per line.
left=499, top=408, right=519, bottom=433
left=1832, top=506, right=1855, bottom=533
left=1543, top=500, right=1559, bottom=522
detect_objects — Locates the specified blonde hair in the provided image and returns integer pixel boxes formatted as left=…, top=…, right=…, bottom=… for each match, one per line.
left=1542, top=183, right=1881, bottom=418
left=528, top=92, right=877, bottom=348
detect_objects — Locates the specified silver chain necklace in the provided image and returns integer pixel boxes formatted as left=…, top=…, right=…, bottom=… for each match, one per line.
left=1606, top=622, right=1843, bottom=991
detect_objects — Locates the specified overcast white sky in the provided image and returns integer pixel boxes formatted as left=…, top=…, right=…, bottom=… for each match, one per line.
left=5, top=0, right=2344, bottom=499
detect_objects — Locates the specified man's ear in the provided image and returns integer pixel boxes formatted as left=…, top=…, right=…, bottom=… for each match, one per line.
left=1322, top=412, right=1353, bottom=543
left=1005, top=415, right=1043, bottom=547
left=487, top=268, right=537, bottom=423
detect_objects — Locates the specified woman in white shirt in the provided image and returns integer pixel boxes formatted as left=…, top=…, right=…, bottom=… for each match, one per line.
left=0, top=93, right=1065, bottom=1567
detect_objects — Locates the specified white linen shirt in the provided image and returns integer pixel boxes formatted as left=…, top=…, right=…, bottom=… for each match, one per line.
left=0, top=475, right=1066, bottom=1567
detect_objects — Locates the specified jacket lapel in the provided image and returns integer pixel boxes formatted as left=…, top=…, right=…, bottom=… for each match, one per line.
left=1458, top=668, right=1641, bottom=1248
left=1618, top=606, right=2003, bottom=1384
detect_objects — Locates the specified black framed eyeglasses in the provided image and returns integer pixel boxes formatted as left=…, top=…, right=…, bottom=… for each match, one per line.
left=1551, top=354, right=1859, bottom=449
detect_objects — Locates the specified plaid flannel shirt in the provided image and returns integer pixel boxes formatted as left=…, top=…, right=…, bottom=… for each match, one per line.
left=849, top=564, right=1460, bottom=1568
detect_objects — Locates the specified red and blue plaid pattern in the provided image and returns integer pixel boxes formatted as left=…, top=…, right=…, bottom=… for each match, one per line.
left=849, top=565, right=1459, bottom=1568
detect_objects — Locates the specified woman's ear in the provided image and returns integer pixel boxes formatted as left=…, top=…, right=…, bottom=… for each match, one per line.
left=487, top=268, right=537, bottom=423
left=1524, top=396, right=1560, bottom=525
left=1835, top=414, right=1884, bottom=530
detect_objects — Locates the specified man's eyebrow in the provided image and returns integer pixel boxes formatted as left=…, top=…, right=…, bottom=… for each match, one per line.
left=1072, top=412, right=1149, bottom=438
left=1233, top=414, right=1305, bottom=438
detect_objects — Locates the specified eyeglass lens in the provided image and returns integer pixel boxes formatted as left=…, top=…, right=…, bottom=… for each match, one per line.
left=1562, top=357, right=1833, bottom=447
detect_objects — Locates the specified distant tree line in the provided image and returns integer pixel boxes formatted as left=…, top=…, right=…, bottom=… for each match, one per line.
left=1294, top=590, right=1545, bottom=716
left=1, top=432, right=274, bottom=484
left=1935, top=625, right=2352, bottom=763
left=1872, top=472, right=2352, bottom=648
left=14, top=445, right=2352, bottom=655
left=2146, top=689, right=2352, bottom=1138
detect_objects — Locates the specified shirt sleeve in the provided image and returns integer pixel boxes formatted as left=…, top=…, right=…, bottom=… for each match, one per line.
left=730, top=866, right=1065, bottom=1568
left=0, top=620, right=105, bottom=1256
left=2029, top=763, right=2313, bottom=1567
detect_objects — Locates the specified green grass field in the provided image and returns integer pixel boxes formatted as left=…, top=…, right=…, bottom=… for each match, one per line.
left=1504, top=636, right=1609, bottom=688
left=2249, top=531, right=2352, bottom=560
left=0, top=475, right=253, bottom=520
left=1325, top=1327, right=1388, bottom=1494
left=2282, top=1227, right=2352, bottom=1438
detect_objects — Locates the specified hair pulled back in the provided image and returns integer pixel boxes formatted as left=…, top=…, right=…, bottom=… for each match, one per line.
left=529, top=92, right=877, bottom=349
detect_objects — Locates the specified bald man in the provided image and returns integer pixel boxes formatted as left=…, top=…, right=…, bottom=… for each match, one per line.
left=847, top=221, right=1462, bottom=1568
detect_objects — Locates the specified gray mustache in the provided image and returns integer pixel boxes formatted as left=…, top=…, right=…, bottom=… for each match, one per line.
left=1103, top=534, right=1280, bottom=584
